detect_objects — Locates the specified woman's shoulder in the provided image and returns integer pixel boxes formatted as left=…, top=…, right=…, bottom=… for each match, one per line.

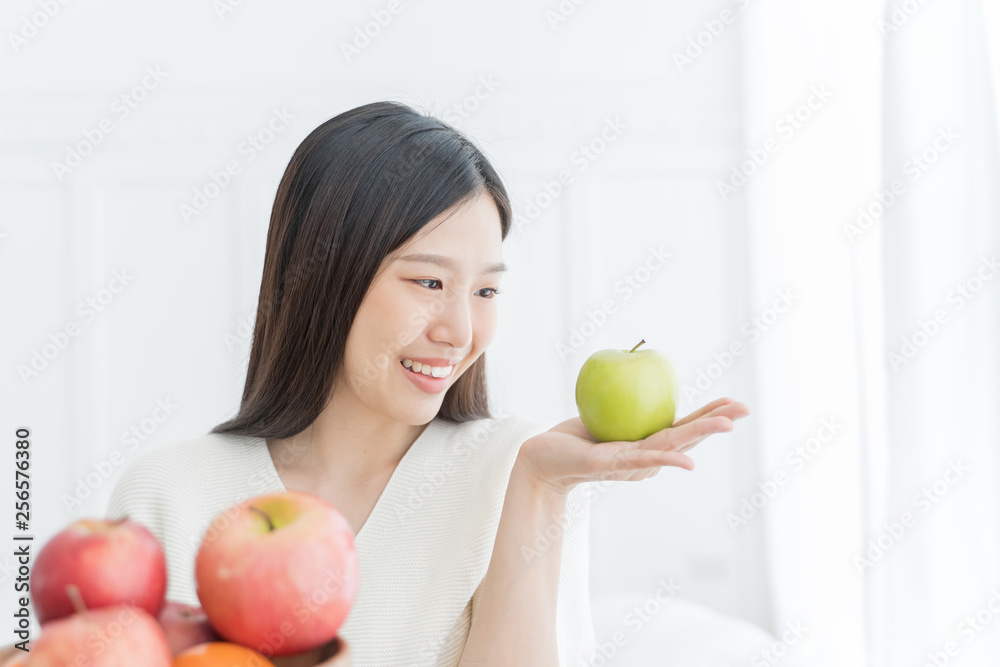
left=115, top=431, right=260, bottom=483
left=434, top=412, right=549, bottom=449
left=426, top=412, right=551, bottom=483
left=105, top=431, right=266, bottom=521
left=437, top=413, right=551, bottom=440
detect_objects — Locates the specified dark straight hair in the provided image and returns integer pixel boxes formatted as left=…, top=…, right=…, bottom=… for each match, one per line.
left=211, top=101, right=512, bottom=439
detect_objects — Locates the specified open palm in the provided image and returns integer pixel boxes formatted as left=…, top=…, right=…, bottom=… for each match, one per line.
left=517, top=397, right=751, bottom=495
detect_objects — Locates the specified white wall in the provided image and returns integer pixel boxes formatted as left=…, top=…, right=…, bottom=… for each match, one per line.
left=0, top=0, right=771, bottom=639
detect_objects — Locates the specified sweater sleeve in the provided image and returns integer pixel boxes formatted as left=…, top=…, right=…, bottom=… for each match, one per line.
left=105, top=451, right=164, bottom=536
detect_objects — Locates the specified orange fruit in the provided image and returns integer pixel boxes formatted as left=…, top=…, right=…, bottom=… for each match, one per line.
left=173, top=642, right=275, bottom=666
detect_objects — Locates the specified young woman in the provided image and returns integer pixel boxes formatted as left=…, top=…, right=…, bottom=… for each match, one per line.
left=97, top=101, right=750, bottom=666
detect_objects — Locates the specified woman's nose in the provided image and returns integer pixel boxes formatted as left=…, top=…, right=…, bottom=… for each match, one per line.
left=428, top=293, right=474, bottom=349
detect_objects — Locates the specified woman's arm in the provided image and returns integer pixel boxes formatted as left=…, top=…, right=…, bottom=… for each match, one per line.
left=460, top=399, right=751, bottom=666
left=458, top=448, right=570, bottom=666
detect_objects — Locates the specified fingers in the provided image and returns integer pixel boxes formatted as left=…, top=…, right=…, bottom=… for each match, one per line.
left=673, top=397, right=750, bottom=427
left=712, top=400, right=751, bottom=420
left=671, top=413, right=740, bottom=453
left=593, top=398, right=750, bottom=482
left=673, top=397, right=736, bottom=426
left=610, top=447, right=695, bottom=473
left=667, top=414, right=734, bottom=447
left=645, top=401, right=748, bottom=453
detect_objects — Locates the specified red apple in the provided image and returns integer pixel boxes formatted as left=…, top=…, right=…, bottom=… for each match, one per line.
left=195, top=491, right=359, bottom=656
left=158, top=601, right=220, bottom=656
left=32, top=517, right=167, bottom=624
left=31, top=587, right=172, bottom=666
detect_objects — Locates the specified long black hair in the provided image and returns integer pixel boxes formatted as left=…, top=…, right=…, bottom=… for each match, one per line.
left=212, top=101, right=512, bottom=438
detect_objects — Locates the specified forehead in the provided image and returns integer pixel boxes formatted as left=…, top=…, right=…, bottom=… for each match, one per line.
left=395, top=252, right=507, bottom=275
left=389, top=194, right=506, bottom=274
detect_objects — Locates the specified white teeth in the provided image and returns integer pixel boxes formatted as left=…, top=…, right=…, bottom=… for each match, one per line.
left=400, top=359, right=454, bottom=379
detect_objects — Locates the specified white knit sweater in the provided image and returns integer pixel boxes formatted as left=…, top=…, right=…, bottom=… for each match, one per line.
left=105, top=413, right=596, bottom=666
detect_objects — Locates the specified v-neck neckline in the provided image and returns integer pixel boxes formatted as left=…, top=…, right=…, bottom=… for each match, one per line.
left=257, top=417, right=441, bottom=544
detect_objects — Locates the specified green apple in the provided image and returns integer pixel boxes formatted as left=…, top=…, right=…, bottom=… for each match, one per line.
left=575, top=339, right=680, bottom=442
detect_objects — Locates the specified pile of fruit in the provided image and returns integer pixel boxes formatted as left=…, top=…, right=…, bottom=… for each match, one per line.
left=13, top=490, right=358, bottom=666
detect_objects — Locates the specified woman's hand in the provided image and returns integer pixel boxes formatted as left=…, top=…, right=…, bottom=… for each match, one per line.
left=516, top=397, right=751, bottom=496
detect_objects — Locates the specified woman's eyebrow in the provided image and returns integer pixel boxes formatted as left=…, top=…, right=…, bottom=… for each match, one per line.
left=396, top=253, right=508, bottom=275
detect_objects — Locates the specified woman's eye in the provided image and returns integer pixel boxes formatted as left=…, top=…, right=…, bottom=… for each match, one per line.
left=412, top=280, right=501, bottom=298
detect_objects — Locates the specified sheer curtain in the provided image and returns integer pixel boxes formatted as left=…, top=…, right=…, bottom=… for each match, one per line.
left=741, top=0, right=1000, bottom=664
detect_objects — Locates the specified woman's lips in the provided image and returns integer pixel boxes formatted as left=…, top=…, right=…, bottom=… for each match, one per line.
left=399, top=360, right=451, bottom=394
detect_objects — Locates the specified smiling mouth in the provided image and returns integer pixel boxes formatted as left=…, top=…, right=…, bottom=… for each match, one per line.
left=400, top=359, right=455, bottom=379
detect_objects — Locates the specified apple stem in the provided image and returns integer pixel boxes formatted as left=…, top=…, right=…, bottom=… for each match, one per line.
left=629, top=339, right=646, bottom=353
left=65, top=584, right=89, bottom=619
left=249, top=505, right=274, bottom=532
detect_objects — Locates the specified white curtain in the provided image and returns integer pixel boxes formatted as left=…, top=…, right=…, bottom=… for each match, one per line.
left=742, top=0, right=1000, bottom=665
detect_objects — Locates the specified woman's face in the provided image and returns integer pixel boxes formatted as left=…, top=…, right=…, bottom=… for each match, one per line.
left=339, top=191, right=506, bottom=425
